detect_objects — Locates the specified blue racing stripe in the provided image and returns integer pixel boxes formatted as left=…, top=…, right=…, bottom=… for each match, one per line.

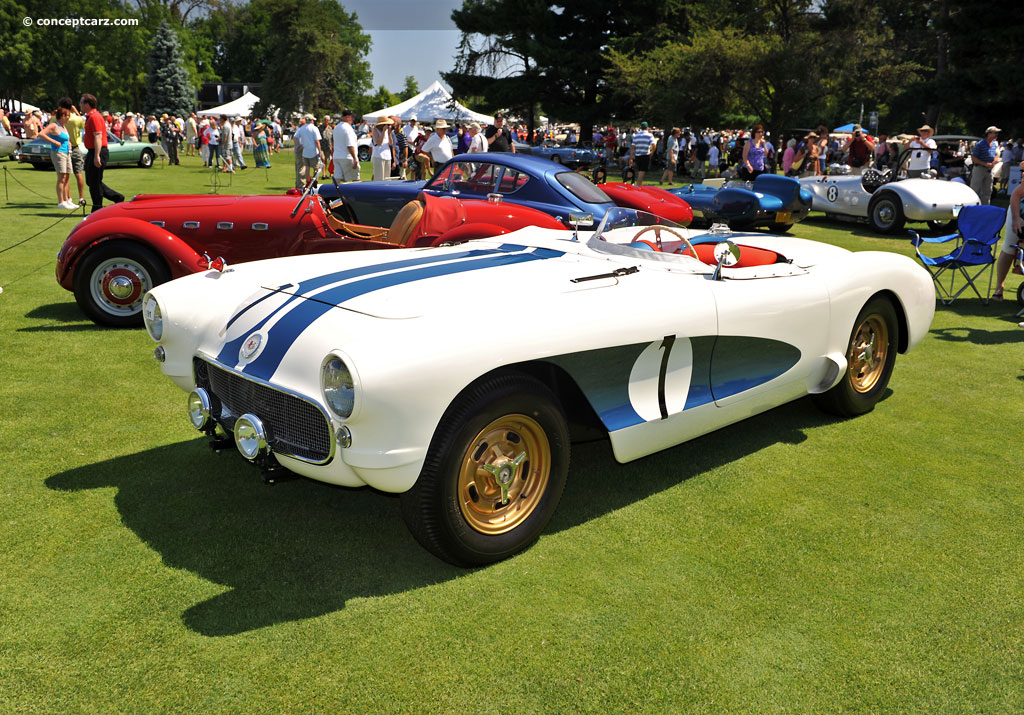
left=222, top=245, right=523, bottom=334
left=238, top=247, right=565, bottom=380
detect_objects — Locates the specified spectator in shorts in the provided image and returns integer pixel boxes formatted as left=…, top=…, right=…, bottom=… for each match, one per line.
left=332, top=109, right=360, bottom=182
left=58, top=97, right=87, bottom=206
left=630, top=121, right=655, bottom=186
left=294, top=113, right=323, bottom=187
left=971, top=126, right=1000, bottom=204
left=993, top=173, right=1024, bottom=301
left=38, top=107, right=75, bottom=209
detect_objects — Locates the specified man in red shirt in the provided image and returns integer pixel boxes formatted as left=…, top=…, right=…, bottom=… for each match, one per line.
left=80, top=93, right=124, bottom=212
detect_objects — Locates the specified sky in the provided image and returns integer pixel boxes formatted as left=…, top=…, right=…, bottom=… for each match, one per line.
left=347, top=0, right=465, bottom=93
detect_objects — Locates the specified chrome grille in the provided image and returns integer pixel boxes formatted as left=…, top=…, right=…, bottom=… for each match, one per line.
left=193, top=357, right=332, bottom=464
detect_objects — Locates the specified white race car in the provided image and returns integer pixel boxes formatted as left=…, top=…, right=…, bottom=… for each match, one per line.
left=0, top=134, right=22, bottom=160
left=800, top=151, right=981, bottom=234
left=143, top=209, right=935, bottom=566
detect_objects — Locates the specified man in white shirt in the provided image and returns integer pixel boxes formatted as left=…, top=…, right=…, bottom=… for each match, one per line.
left=417, top=119, right=454, bottom=177
left=232, top=118, right=247, bottom=169
left=332, top=109, right=360, bottom=182
left=468, top=122, right=487, bottom=153
left=404, top=117, right=422, bottom=144
left=904, top=124, right=937, bottom=178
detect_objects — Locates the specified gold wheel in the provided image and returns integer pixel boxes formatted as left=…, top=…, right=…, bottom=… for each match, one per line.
left=848, top=314, right=889, bottom=394
left=457, top=414, right=551, bottom=535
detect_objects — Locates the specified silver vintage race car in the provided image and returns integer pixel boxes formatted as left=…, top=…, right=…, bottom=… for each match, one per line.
left=800, top=149, right=981, bottom=234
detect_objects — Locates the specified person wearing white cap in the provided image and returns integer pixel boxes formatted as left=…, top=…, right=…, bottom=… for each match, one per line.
left=468, top=122, right=487, bottom=153
left=970, top=126, right=1001, bottom=204
left=904, top=124, right=936, bottom=178
left=296, top=113, right=324, bottom=185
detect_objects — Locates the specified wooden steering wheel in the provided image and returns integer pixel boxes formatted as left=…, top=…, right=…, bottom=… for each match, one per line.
left=632, top=225, right=697, bottom=259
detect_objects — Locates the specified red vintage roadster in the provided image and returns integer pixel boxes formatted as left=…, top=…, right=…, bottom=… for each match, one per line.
left=56, top=183, right=565, bottom=327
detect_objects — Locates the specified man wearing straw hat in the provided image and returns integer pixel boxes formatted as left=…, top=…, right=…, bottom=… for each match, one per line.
left=416, top=119, right=454, bottom=178
left=904, top=124, right=936, bottom=178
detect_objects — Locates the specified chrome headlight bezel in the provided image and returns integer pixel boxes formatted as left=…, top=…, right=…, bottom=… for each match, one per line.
left=142, top=293, right=163, bottom=341
left=321, top=354, right=356, bottom=420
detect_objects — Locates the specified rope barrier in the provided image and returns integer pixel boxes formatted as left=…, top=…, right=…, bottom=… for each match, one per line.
left=2, top=164, right=52, bottom=200
left=0, top=208, right=80, bottom=255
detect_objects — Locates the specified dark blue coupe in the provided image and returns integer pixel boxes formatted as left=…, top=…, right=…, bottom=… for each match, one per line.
left=320, top=153, right=618, bottom=227
left=668, top=174, right=813, bottom=232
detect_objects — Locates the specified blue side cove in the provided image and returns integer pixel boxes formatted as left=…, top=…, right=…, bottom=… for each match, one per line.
left=227, top=246, right=565, bottom=381
left=709, top=336, right=801, bottom=401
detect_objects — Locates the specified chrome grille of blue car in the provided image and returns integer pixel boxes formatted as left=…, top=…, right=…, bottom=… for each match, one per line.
left=193, top=357, right=333, bottom=464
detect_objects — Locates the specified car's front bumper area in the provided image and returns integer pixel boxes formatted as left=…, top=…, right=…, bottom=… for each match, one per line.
left=185, top=354, right=426, bottom=491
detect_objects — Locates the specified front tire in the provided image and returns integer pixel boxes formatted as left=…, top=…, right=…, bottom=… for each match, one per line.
left=813, top=297, right=899, bottom=417
left=138, top=149, right=154, bottom=168
left=868, top=192, right=905, bottom=234
left=357, top=146, right=370, bottom=162
left=769, top=222, right=793, bottom=233
left=72, top=241, right=170, bottom=327
left=400, top=372, right=570, bottom=566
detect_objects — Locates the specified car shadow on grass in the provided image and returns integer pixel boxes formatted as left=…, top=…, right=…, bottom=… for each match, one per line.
left=46, top=396, right=841, bottom=637
left=19, top=302, right=105, bottom=332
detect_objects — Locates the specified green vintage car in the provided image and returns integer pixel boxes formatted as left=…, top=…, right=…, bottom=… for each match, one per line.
left=17, top=130, right=166, bottom=169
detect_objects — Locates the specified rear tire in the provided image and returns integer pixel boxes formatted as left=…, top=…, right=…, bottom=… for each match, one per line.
left=400, top=372, right=570, bottom=566
left=813, top=297, right=899, bottom=417
left=769, top=223, right=793, bottom=233
left=357, top=146, right=370, bottom=162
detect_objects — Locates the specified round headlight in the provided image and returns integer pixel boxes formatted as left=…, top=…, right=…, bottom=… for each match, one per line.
left=186, top=388, right=212, bottom=431
left=143, top=294, right=163, bottom=341
left=234, top=413, right=269, bottom=460
left=322, top=356, right=355, bottom=418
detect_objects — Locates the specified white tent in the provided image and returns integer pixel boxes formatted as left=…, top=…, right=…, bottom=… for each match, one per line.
left=2, top=99, right=41, bottom=113
left=197, top=91, right=261, bottom=118
left=362, top=81, right=493, bottom=125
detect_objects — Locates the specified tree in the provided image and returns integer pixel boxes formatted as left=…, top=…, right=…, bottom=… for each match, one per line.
left=253, top=0, right=371, bottom=117
left=145, top=20, right=194, bottom=117
left=399, top=76, right=419, bottom=102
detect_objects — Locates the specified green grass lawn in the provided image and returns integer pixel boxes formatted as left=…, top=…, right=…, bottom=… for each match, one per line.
left=1, top=152, right=1023, bottom=711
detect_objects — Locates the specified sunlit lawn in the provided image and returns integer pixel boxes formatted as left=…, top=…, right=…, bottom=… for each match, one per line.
left=1, top=151, right=1022, bottom=711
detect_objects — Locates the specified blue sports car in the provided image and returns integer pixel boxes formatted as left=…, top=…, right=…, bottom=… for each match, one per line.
left=668, top=174, right=813, bottom=232
left=530, top=142, right=599, bottom=168
left=321, top=153, right=631, bottom=227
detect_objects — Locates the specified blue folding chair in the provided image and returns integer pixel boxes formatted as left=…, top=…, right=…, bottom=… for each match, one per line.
left=910, top=204, right=1006, bottom=304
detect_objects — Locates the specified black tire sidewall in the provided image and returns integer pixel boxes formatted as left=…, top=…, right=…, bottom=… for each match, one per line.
left=869, top=192, right=904, bottom=234
left=402, top=373, right=569, bottom=566
left=822, top=297, right=899, bottom=416
left=72, top=240, right=170, bottom=327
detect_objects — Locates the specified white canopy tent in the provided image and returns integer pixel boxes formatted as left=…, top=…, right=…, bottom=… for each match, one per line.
left=197, top=91, right=261, bottom=117
left=362, top=81, right=493, bottom=125
left=2, top=99, right=41, bottom=113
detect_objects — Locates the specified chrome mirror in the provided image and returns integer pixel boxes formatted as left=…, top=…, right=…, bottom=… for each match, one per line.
left=568, top=212, right=594, bottom=241
left=712, top=240, right=740, bottom=280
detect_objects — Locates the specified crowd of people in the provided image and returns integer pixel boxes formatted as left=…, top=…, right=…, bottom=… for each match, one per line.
left=3, top=100, right=1020, bottom=231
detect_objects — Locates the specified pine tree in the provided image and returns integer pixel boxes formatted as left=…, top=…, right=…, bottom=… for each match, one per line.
left=145, top=20, right=194, bottom=118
